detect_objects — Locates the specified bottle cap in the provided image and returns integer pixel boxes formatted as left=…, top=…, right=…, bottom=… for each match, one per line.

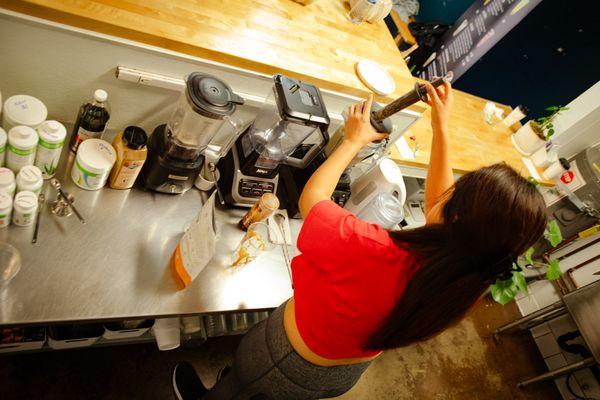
left=3, top=95, right=47, bottom=127
left=8, top=126, right=39, bottom=149
left=14, top=191, right=38, bottom=212
left=123, top=126, right=148, bottom=150
left=94, top=89, right=108, bottom=103
left=37, top=120, right=67, bottom=144
left=17, top=165, right=43, bottom=186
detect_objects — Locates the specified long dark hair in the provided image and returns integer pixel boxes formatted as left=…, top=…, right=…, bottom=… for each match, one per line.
left=366, top=163, right=547, bottom=350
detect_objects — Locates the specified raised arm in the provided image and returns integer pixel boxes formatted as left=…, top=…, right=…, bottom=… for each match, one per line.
left=423, top=81, right=454, bottom=224
left=298, top=94, right=388, bottom=218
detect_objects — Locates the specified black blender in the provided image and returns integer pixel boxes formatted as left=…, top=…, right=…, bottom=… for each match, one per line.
left=141, top=72, right=244, bottom=194
left=217, top=74, right=330, bottom=207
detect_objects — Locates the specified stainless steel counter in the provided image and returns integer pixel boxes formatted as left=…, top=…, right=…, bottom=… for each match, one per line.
left=563, top=280, right=600, bottom=363
left=0, top=150, right=296, bottom=327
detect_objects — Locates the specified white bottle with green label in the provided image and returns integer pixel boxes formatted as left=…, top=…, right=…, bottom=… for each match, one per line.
left=12, top=190, right=38, bottom=227
left=35, top=120, right=66, bottom=179
left=0, top=192, right=12, bottom=228
left=6, top=126, right=38, bottom=174
left=0, top=128, right=7, bottom=167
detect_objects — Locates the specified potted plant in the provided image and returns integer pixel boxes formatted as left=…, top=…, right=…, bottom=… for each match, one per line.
left=490, top=219, right=564, bottom=305
left=490, top=178, right=564, bottom=304
left=511, top=105, right=569, bottom=156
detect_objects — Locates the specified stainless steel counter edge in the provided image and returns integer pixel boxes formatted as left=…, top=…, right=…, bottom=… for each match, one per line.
left=0, top=147, right=297, bottom=327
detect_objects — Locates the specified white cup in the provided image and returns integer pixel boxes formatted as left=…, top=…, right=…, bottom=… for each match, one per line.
left=194, top=163, right=220, bottom=192
left=152, top=317, right=181, bottom=351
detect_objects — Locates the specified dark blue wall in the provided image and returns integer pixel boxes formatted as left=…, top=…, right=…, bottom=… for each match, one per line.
left=417, top=0, right=472, bottom=25
left=440, top=0, right=600, bottom=119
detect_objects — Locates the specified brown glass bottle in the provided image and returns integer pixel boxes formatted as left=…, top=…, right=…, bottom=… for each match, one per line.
left=69, top=89, right=111, bottom=152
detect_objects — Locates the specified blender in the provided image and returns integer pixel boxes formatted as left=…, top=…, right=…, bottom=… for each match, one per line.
left=141, top=72, right=244, bottom=194
left=218, top=74, right=330, bottom=207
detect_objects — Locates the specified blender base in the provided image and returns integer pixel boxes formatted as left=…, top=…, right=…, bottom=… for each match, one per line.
left=141, top=125, right=204, bottom=194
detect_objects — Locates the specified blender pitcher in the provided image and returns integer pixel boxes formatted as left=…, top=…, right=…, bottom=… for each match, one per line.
left=142, top=72, right=244, bottom=194
left=165, top=72, right=245, bottom=161
left=247, top=74, right=329, bottom=171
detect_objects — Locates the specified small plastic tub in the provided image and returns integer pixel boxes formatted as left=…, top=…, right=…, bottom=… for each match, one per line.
left=2, top=95, right=47, bottom=131
left=16, top=165, right=43, bottom=195
left=48, top=324, right=103, bottom=349
left=71, top=139, right=116, bottom=190
left=102, top=319, right=154, bottom=340
left=0, top=327, right=46, bottom=353
left=152, top=318, right=180, bottom=351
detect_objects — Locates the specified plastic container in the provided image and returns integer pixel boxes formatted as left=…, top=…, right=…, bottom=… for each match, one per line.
left=12, top=190, right=38, bottom=227
left=0, top=128, right=6, bottom=167
left=543, top=158, right=571, bottom=181
left=181, top=316, right=202, bottom=334
left=0, top=168, right=16, bottom=196
left=357, top=192, right=405, bottom=229
left=0, top=192, right=13, bottom=228
left=16, top=165, right=43, bottom=195
left=503, top=105, right=528, bottom=127
left=102, top=319, right=154, bottom=340
left=2, top=95, right=47, bottom=131
left=48, top=324, right=103, bottom=349
left=35, top=120, right=67, bottom=179
left=152, top=318, right=181, bottom=351
left=6, top=126, right=38, bottom=173
left=108, top=126, right=148, bottom=189
left=69, top=90, right=110, bottom=152
left=0, top=242, right=21, bottom=287
left=71, top=138, right=116, bottom=190
left=0, top=327, right=46, bottom=353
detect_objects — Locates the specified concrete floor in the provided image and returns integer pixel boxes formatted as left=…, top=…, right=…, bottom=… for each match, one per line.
left=0, top=297, right=560, bottom=400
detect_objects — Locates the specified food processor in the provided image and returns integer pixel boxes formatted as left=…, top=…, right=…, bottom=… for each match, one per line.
left=218, top=74, right=330, bottom=206
left=141, top=72, right=244, bottom=194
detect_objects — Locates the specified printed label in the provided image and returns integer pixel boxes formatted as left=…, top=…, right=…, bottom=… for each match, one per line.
left=559, top=160, right=585, bottom=191
left=0, top=214, right=10, bottom=228
left=6, top=146, right=36, bottom=173
left=71, top=159, right=108, bottom=190
left=113, top=160, right=145, bottom=188
left=35, top=143, right=64, bottom=179
left=77, top=126, right=102, bottom=141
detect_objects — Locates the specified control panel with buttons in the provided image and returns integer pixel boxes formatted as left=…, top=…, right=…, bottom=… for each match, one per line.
left=238, top=179, right=275, bottom=199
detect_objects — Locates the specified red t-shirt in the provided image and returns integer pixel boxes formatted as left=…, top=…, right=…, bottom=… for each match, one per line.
left=291, top=200, right=419, bottom=359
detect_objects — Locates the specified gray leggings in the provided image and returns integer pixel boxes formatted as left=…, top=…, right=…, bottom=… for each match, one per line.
left=203, top=302, right=371, bottom=400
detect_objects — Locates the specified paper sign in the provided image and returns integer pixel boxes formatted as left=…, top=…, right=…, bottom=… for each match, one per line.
left=170, top=192, right=217, bottom=290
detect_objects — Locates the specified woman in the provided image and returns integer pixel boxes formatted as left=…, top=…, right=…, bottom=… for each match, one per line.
left=172, top=81, right=548, bottom=399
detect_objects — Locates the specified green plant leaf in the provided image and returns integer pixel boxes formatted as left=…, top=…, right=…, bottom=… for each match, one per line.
left=547, top=129, right=555, bottom=138
left=524, top=247, right=535, bottom=265
left=527, top=176, right=541, bottom=188
left=546, top=220, right=563, bottom=247
left=546, top=259, right=562, bottom=280
left=490, top=278, right=519, bottom=305
left=545, top=106, right=559, bottom=111
left=512, top=270, right=528, bottom=294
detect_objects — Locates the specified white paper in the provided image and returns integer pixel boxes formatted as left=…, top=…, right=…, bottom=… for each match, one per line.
left=178, top=192, right=217, bottom=280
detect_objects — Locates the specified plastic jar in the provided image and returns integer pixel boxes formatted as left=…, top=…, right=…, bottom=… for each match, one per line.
left=0, top=168, right=16, bottom=196
left=35, top=120, right=67, bottom=179
left=16, top=165, right=43, bottom=195
left=0, top=128, right=6, bottom=167
left=7, top=126, right=39, bottom=173
left=357, top=192, right=405, bottom=230
left=12, top=190, right=38, bottom=227
left=2, top=95, right=47, bottom=131
left=71, top=138, right=116, bottom=190
left=0, top=192, right=13, bottom=228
